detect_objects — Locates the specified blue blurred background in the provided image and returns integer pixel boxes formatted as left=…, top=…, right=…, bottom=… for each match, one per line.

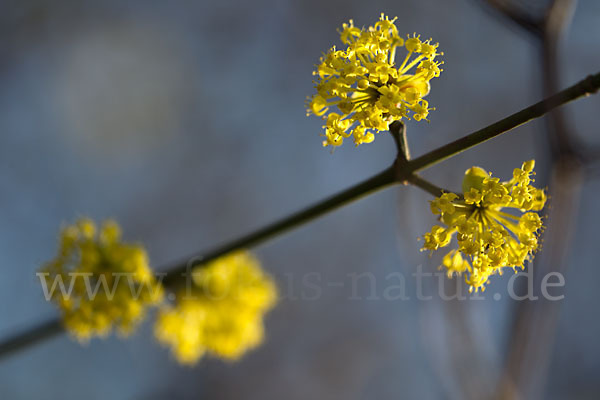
left=0, top=0, right=599, bottom=398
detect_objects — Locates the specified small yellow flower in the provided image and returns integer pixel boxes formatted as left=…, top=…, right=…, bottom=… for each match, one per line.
left=154, top=251, right=277, bottom=365
left=421, top=161, right=546, bottom=292
left=307, top=14, right=443, bottom=147
left=40, top=218, right=164, bottom=342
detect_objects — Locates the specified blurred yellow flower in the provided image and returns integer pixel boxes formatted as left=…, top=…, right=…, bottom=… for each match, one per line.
left=307, top=13, right=443, bottom=147
left=40, top=218, right=164, bottom=342
left=154, top=251, right=277, bottom=365
left=422, top=160, right=546, bottom=292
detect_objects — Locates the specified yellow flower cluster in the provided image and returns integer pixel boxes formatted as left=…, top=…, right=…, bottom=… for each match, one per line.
left=154, top=251, right=277, bottom=365
left=422, top=161, right=546, bottom=292
left=307, top=14, right=443, bottom=147
left=41, top=218, right=164, bottom=342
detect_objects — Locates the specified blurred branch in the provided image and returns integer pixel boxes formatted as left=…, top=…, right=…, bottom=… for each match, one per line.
left=0, top=69, right=599, bottom=361
left=542, top=0, right=578, bottom=157
left=481, top=0, right=544, bottom=37
left=498, top=158, right=584, bottom=400
left=0, top=318, right=63, bottom=359
left=474, top=1, right=599, bottom=399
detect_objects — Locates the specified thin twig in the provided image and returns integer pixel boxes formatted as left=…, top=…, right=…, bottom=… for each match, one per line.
left=161, top=165, right=397, bottom=287
left=167, top=70, right=600, bottom=285
left=0, top=166, right=397, bottom=359
left=1, top=70, right=599, bottom=361
left=407, top=71, right=600, bottom=173
left=406, top=175, right=448, bottom=198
